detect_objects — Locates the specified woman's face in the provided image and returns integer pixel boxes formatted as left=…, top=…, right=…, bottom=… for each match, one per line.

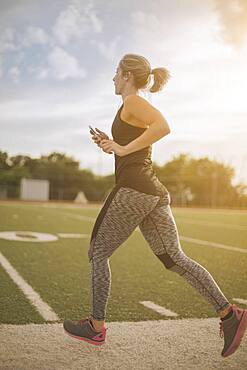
left=112, top=65, right=125, bottom=95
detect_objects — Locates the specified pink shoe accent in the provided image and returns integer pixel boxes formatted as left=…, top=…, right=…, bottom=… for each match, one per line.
left=222, top=307, right=247, bottom=357
left=64, top=330, right=106, bottom=346
left=234, top=306, right=243, bottom=321
left=92, top=331, right=106, bottom=341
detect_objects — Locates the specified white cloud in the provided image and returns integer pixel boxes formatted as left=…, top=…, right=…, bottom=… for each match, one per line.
left=90, top=35, right=121, bottom=60
left=48, top=46, right=86, bottom=80
left=88, top=6, right=103, bottom=33
left=28, top=66, right=49, bottom=79
left=129, top=8, right=225, bottom=66
left=213, top=0, right=247, bottom=48
left=0, top=98, right=94, bottom=120
left=0, top=27, right=16, bottom=53
left=53, top=0, right=102, bottom=45
left=0, top=27, right=16, bottom=78
left=22, top=26, right=49, bottom=47
left=129, top=10, right=173, bottom=60
left=37, top=68, right=49, bottom=79
left=0, top=56, right=2, bottom=78
left=9, top=66, right=20, bottom=83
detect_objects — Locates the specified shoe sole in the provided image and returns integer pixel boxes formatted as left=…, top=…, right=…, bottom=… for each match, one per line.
left=63, top=329, right=106, bottom=346
left=222, top=310, right=247, bottom=357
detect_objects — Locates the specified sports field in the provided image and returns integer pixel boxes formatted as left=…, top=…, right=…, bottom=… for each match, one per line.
left=0, top=201, right=247, bottom=369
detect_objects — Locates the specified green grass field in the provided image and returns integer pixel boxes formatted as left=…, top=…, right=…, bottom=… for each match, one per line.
left=0, top=202, right=246, bottom=325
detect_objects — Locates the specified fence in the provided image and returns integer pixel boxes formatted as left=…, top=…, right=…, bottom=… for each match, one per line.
left=1, top=177, right=246, bottom=208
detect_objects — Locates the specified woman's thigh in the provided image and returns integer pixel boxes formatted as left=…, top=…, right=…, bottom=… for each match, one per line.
left=88, top=186, right=160, bottom=262
left=139, top=192, right=183, bottom=258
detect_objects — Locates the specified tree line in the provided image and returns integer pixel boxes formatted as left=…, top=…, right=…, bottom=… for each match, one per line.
left=0, top=150, right=246, bottom=208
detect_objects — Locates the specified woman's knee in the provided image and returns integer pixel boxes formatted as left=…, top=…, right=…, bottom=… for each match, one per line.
left=88, top=238, right=113, bottom=264
left=155, top=251, right=187, bottom=275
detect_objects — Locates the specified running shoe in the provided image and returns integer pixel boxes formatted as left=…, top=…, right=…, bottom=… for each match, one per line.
left=219, top=304, right=247, bottom=357
left=63, top=317, right=107, bottom=346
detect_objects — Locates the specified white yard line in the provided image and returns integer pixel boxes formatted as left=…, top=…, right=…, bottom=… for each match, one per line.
left=16, top=208, right=244, bottom=254
left=57, top=232, right=247, bottom=254
left=55, top=210, right=247, bottom=233
left=62, top=212, right=95, bottom=222
left=0, top=202, right=99, bottom=209
left=175, top=218, right=247, bottom=231
left=60, top=212, right=247, bottom=254
left=174, top=208, right=247, bottom=215
left=59, top=213, right=247, bottom=254
left=135, top=227, right=246, bottom=253
left=63, top=211, right=247, bottom=233
left=140, top=301, right=178, bottom=317
left=57, top=233, right=89, bottom=238
left=179, top=236, right=247, bottom=254
left=233, top=298, right=247, bottom=305
left=0, top=252, right=59, bottom=322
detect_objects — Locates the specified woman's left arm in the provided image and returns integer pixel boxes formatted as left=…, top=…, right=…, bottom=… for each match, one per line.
left=124, top=120, right=170, bottom=155
left=100, top=95, right=171, bottom=156
left=123, top=95, right=170, bottom=156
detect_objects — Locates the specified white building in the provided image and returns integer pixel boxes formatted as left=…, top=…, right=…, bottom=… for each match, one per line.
left=20, top=178, right=49, bottom=201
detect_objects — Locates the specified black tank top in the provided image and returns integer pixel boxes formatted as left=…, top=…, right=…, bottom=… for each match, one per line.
left=111, top=103, right=168, bottom=197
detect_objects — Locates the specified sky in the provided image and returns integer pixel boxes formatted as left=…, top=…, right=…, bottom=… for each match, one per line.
left=0, top=0, right=247, bottom=185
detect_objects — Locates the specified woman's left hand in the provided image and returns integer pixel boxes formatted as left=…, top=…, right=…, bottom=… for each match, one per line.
left=100, top=139, right=127, bottom=157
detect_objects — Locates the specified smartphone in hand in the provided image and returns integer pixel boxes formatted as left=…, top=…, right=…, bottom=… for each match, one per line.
left=89, top=125, right=98, bottom=136
left=89, top=125, right=113, bottom=154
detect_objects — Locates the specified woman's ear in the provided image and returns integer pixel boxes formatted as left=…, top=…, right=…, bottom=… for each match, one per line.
left=123, top=71, right=130, bottom=80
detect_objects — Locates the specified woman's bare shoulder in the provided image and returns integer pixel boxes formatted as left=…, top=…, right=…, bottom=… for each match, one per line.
left=124, top=94, right=153, bottom=108
left=123, top=94, right=163, bottom=127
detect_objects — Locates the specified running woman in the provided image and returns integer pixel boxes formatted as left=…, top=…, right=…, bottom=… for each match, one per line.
left=63, top=53, right=247, bottom=357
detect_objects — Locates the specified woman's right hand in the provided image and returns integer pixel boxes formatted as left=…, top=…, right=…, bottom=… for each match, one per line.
left=90, top=128, right=113, bottom=154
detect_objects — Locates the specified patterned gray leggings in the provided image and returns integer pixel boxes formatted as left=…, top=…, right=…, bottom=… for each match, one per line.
left=88, top=186, right=230, bottom=320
